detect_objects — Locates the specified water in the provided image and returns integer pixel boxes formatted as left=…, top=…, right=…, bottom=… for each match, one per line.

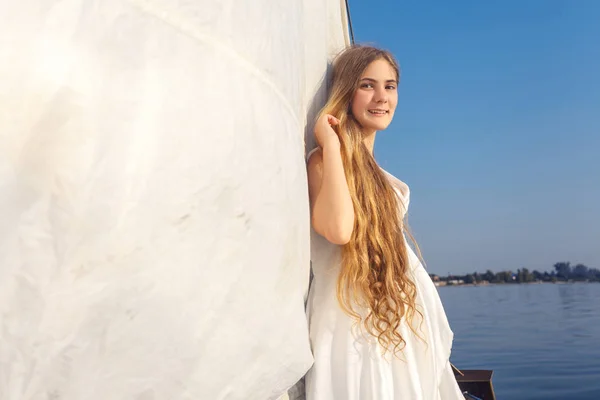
left=440, top=282, right=600, bottom=399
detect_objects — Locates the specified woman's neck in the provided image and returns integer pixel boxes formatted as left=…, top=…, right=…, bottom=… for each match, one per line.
left=362, top=131, right=377, bottom=156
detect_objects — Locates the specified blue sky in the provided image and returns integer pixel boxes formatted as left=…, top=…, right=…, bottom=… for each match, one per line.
left=350, top=0, right=600, bottom=275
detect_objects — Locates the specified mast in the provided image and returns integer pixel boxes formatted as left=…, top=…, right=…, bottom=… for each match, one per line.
left=345, top=0, right=355, bottom=43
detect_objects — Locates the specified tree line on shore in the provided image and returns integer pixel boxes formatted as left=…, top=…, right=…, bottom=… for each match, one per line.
left=431, top=262, right=600, bottom=284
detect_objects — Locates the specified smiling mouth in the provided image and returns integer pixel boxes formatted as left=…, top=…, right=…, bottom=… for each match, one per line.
left=368, top=110, right=388, bottom=115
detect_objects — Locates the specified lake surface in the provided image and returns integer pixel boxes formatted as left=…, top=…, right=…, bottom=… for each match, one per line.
left=440, top=282, right=600, bottom=399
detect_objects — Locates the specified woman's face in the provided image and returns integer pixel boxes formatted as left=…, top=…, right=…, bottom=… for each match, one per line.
left=350, top=59, right=398, bottom=134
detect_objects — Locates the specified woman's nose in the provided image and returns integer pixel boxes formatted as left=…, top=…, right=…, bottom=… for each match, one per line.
left=374, top=87, right=388, bottom=103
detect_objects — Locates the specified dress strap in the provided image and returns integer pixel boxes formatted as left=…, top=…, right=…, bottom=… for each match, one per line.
left=306, top=146, right=321, bottom=161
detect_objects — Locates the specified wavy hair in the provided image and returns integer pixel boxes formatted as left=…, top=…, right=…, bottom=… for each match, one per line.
left=319, top=45, right=424, bottom=354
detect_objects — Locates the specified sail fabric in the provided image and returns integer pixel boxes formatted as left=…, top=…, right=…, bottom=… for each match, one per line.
left=0, top=1, right=349, bottom=399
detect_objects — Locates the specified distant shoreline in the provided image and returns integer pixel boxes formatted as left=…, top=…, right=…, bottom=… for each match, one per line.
left=436, top=280, right=600, bottom=288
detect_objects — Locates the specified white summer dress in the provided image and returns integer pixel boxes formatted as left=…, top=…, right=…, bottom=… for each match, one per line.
left=304, top=148, right=464, bottom=400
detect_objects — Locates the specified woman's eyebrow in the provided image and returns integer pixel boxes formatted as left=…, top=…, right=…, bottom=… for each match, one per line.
left=360, top=77, right=398, bottom=84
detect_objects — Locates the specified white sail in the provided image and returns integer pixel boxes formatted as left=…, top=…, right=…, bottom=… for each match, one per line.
left=0, top=1, right=349, bottom=399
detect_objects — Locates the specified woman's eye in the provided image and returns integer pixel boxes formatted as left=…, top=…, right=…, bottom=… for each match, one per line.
left=361, top=83, right=374, bottom=89
left=386, top=85, right=396, bottom=90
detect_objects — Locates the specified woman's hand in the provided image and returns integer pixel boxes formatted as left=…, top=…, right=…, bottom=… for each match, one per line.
left=314, top=114, right=341, bottom=148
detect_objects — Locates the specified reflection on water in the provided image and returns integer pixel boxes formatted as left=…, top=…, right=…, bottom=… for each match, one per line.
left=440, top=283, right=600, bottom=400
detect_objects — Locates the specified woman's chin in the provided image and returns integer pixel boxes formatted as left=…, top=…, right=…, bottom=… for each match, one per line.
left=365, top=121, right=391, bottom=132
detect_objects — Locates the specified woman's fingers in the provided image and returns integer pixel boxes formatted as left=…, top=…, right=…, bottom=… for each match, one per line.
left=326, top=114, right=340, bottom=126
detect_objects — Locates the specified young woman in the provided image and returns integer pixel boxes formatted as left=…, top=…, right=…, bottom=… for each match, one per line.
left=305, top=45, right=464, bottom=399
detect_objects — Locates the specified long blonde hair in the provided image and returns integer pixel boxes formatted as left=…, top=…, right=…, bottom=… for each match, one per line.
left=320, top=45, right=423, bottom=354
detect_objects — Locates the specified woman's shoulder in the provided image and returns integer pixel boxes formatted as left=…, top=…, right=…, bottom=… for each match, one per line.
left=380, top=168, right=410, bottom=212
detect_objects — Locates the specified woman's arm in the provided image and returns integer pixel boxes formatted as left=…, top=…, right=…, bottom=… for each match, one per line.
left=307, top=115, right=355, bottom=245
